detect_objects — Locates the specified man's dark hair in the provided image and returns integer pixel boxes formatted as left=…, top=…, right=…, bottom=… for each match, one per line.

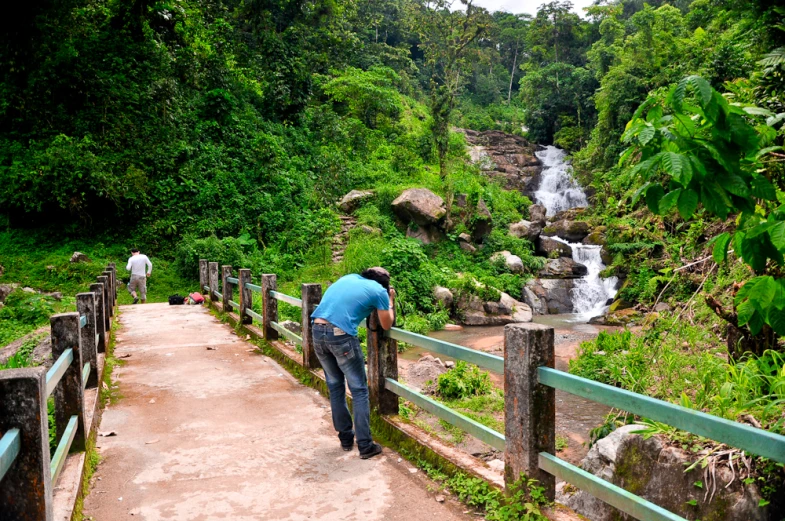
left=361, top=268, right=390, bottom=291
left=131, top=248, right=139, bottom=253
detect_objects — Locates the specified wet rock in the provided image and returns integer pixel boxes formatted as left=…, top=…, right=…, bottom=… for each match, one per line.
left=582, top=227, right=607, bottom=246
left=444, top=360, right=455, bottom=368
left=509, top=220, right=542, bottom=243
left=653, top=302, right=671, bottom=313
left=603, top=308, right=642, bottom=325
left=0, top=283, right=19, bottom=302
left=406, top=225, right=444, bottom=244
left=70, top=251, right=91, bottom=263
left=471, top=198, right=493, bottom=242
left=443, top=324, right=462, bottom=331
left=406, top=355, right=447, bottom=391
left=458, top=129, right=541, bottom=196
left=459, top=291, right=532, bottom=325
left=529, top=204, right=547, bottom=223
left=433, top=286, right=454, bottom=310
left=337, top=190, right=374, bottom=213
left=460, top=242, right=477, bottom=253
left=458, top=232, right=472, bottom=243
left=392, top=188, right=446, bottom=226
left=608, top=299, right=633, bottom=313
left=550, top=207, right=587, bottom=223
left=22, top=287, right=36, bottom=293
left=538, top=236, right=573, bottom=258
left=558, top=425, right=771, bottom=521
left=524, top=279, right=575, bottom=314
left=541, top=220, right=591, bottom=242
left=280, top=320, right=302, bottom=335
left=538, top=258, right=588, bottom=279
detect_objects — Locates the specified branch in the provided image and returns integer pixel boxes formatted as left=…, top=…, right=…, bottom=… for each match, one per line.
left=705, top=295, right=738, bottom=327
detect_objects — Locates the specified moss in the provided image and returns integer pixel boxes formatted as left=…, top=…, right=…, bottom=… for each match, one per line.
left=613, top=443, right=646, bottom=496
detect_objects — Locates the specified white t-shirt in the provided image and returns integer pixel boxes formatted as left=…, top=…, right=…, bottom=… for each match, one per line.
left=126, top=254, right=152, bottom=277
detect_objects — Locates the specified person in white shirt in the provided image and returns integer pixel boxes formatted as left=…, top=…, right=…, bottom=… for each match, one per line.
left=126, top=249, right=152, bottom=304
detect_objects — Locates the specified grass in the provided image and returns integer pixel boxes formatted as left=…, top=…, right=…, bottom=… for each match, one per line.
left=0, top=230, right=193, bottom=346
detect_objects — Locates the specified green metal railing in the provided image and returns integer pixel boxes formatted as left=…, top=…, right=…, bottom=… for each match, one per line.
left=43, top=347, right=80, bottom=486
left=269, top=290, right=302, bottom=307
left=0, top=429, right=20, bottom=483
left=270, top=321, right=303, bottom=345
left=228, top=299, right=241, bottom=308
left=538, top=367, right=785, bottom=464
left=245, top=282, right=262, bottom=292
left=380, top=326, right=785, bottom=521
left=79, top=314, right=87, bottom=328
left=226, top=277, right=239, bottom=285
left=245, top=308, right=264, bottom=323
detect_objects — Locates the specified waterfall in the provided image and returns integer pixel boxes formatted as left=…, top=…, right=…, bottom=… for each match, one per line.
left=533, top=146, right=617, bottom=319
left=534, top=146, right=588, bottom=217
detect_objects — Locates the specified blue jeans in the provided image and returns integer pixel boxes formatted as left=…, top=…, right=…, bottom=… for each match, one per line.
left=312, top=323, right=372, bottom=451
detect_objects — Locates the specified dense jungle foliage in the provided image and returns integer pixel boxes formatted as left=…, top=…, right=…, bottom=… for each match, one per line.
left=1, top=0, right=784, bottom=410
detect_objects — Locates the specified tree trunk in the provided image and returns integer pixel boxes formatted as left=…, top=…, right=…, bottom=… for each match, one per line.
left=507, top=44, right=518, bottom=104
left=705, top=295, right=778, bottom=359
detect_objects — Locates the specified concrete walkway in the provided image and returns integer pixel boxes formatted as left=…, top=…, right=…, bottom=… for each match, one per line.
left=83, top=304, right=472, bottom=521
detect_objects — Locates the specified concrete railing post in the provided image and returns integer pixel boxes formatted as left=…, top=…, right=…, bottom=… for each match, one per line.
left=96, top=275, right=111, bottom=331
left=76, top=293, right=99, bottom=388
left=238, top=269, right=252, bottom=325
left=90, top=283, right=107, bottom=353
left=0, top=367, right=53, bottom=521
left=367, top=311, right=398, bottom=414
left=222, top=265, right=233, bottom=312
left=107, top=262, right=118, bottom=304
left=504, top=323, right=555, bottom=500
left=301, top=283, right=322, bottom=370
left=208, top=262, right=219, bottom=302
left=199, top=260, right=209, bottom=294
left=261, top=274, right=278, bottom=341
left=50, top=313, right=87, bottom=454
left=102, top=270, right=114, bottom=317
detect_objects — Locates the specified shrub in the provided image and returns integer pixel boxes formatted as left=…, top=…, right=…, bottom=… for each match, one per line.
left=437, top=361, right=492, bottom=399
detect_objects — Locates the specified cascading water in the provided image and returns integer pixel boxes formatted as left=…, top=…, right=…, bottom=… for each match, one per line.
left=534, top=146, right=618, bottom=319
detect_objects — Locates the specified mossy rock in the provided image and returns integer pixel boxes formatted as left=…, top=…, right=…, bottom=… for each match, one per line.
left=608, top=299, right=633, bottom=313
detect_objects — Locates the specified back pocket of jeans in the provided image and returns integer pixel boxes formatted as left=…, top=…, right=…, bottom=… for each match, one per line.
left=328, top=339, right=355, bottom=361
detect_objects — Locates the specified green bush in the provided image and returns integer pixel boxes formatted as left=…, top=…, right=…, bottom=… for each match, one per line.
left=437, top=361, right=492, bottom=400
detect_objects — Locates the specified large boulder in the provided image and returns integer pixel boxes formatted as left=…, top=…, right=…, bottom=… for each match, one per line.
left=433, top=286, right=454, bottom=310
left=406, top=225, right=444, bottom=244
left=582, top=226, right=607, bottom=246
left=70, top=251, right=91, bottom=263
left=337, top=190, right=374, bottom=213
left=392, top=188, right=446, bottom=226
left=550, top=207, right=587, bottom=223
left=509, top=220, right=543, bottom=243
left=541, top=220, right=591, bottom=243
left=458, top=291, right=533, bottom=326
left=529, top=204, right=547, bottom=224
left=557, top=425, right=771, bottom=521
left=0, top=283, right=19, bottom=302
left=491, top=251, right=525, bottom=274
left=524, top=279, right=575, bottom=314
left=538, top=258, right=588, bottom=279
left=537, top=236, right=573, bottom=258
left=458, top=129, right=541, bottom=196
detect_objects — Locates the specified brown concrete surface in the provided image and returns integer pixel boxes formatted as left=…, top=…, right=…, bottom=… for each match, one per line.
left=83, top=304, right=474, bottom=521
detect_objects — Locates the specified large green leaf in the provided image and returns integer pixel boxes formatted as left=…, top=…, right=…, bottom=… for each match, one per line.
left=645, top=184, right=665, bottom=214
left=685, top=75, right=712, bottom=107
left=768, top=308, right=785, bottom=336
left=658, top=189, right=681, bottom=214
left=701, top=184, right=729, bottom=219
left=712, top=232, right=732, bottom=264
left=769, top=222, right=785, bottom=252
left=750, top=175, right=777, bottom=200
left=638, top=125, right=655, bottom=146
left=717, top=174, right=749, bottom=197
left=677, top=189, right=698, bottom=220
left=736, top=299, right=757, bottom=328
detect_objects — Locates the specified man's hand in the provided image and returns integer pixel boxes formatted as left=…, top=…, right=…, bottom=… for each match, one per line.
left=388, top=288, right=396, bottom=300
left=146, top=273, right=151, bottom=278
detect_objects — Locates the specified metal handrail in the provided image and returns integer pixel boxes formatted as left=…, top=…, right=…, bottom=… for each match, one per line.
left=384, top=378, right=505, bottom=451
left=0, top=428, right=21, bottom=483
left=46, top=348, right=74, bottom=397
left=79, top=315, right=87, bottom=328
left=386, top=327, right=503, bottom=374
left=538, top=367, right=785, bottom=463
left=82, top=363, right=91, bottom=389
left=245, top=282, right=262, bottom=292
left=50, top=415, right=78, bottom=484
left=226, top=277, right=239, bottom=284
left=269, top=290, right=302, bottom=307
left=270, top=321, right=303, bottom=345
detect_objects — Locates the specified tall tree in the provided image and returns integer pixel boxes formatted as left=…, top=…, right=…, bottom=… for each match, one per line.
left=409, top=0, right=490, bottom=178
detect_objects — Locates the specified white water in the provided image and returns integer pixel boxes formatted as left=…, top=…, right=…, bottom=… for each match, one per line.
left=533, top=146, right=617, bottom=319
left=534, top=146, right=588, bottom=217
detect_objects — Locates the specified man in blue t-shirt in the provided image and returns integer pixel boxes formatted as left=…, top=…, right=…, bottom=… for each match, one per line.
left=311, top=267, right=396, bottom=459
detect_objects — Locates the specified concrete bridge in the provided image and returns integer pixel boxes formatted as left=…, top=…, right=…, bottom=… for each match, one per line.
left=2, top=261, right=784, bottom=521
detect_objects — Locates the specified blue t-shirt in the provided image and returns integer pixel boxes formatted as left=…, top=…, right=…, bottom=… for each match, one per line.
left=311, top=274, right=390, bottom=336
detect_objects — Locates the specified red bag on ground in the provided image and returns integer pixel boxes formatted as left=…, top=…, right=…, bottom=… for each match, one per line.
left=190, top=292, right=205, bottom=304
